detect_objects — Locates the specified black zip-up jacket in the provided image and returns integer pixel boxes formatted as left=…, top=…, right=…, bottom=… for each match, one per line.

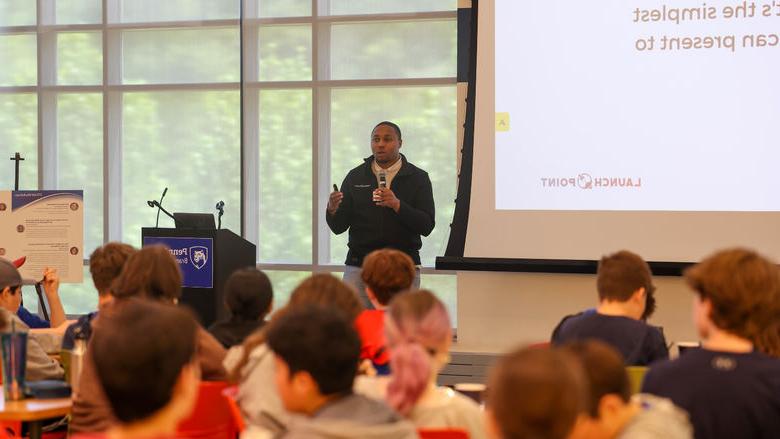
left=326, top=154, right=435, bottom=266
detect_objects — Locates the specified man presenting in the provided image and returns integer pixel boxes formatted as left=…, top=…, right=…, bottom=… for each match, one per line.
left=327, top=121, right=435, bottom=306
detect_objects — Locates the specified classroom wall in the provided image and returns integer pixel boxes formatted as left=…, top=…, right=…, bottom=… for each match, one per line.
left=453, top=271, right=698, bottom=354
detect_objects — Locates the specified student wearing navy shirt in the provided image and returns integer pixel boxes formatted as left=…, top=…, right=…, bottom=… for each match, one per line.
left=642, top=248, right=780, bottom=439
left=17, top=305, right=51, bottom=328
left=551, top=250, right=668, bottom=366
left=11, top=257, right=67, bottom=329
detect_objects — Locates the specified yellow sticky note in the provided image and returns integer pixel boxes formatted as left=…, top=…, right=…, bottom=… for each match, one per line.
left=495, top=112, right=510, bottom=132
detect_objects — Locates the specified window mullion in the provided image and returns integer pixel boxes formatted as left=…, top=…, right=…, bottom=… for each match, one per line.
left=313, top=2, right=331, bottom=265
left=37, top=0, right=56, bottom=190
left=243, top=89, right=260, bottom=259
left=316, top=0, right=330, bottom=17
left=243, top=14, right=259, bottom=259
left=39, top=92, right=57, bottom=189
left=104, top=6, right=122, bottom=240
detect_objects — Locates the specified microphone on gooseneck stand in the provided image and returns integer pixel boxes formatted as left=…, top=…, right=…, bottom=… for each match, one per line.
left=215, top=200, right=225, bottom=230
left=147, top=187, right=173, bottom=228
left=156, top=187, right=168, bottom=228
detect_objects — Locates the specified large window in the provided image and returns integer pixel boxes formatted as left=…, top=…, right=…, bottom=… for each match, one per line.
left=0, top=0, right=459, bottom=319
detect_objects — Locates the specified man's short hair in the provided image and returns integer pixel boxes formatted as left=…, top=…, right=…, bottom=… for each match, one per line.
left=89, top=242, right=136, bottom=294
left=111, top=245, right=182, bottom=302
left=266, top=306, right=360, bottom=396
left=597, top=250, right=655, bottom=305
left=224, top=268, right=273, bottom=321
left=561, top=340, right=630, bottom=418
left=91, top=298, right=198, bottom=424
left=685, top=248, right=780, bottom=344
left=373, top=121, right=402, bottom=140
left=361, top=249, right=415, bottom=305
left=488, top=346, right=587, bottom=439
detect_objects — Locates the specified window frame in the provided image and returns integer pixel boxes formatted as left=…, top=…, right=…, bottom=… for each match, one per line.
left=0, top=0, right=459, bottom=317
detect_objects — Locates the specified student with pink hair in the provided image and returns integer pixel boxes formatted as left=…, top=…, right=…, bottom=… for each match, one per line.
left=356, top=290, right=486, bottom=438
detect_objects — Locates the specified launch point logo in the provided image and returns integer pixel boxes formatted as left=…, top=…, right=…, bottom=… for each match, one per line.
left=540, top=174, right=642, bottom=190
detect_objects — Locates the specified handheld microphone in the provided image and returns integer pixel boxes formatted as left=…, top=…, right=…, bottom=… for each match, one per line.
left=374, top=172, right=388, bottom=205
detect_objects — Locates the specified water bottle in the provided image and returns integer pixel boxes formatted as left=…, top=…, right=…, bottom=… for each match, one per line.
left=1, top=321, right=28, bottom=400
left=69, top=328, right=87, bottom=394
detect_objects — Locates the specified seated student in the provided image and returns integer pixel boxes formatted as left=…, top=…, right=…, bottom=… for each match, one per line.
left=355, top=249, right=416, bottom=375
left=266, top=305, right=417, bottom=439
left=551, top=250, right=668, bottom=366
left=72, top=298, right=200, bottom=439
left=563, top=340, right=692, bottom=439
left=642, top=248, right=780, bottom=439
left=225, top=274, right=363, bottom=436
left=356, top=290, right=486, bottom=439
left=62, top=242, right=136, bottom=350
left=70, top=245, right=227, bottom=434
left=0, top=258, right=64, bottom=381
left=754, top=307, right=780, bottom=358
left=485, top=345, right=586, bottom=439
left=12, top=257, right=67, bottom=330
left=208, top=267, right=273, bottom=348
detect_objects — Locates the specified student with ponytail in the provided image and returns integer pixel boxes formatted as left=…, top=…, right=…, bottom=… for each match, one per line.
left=357, top=290, right=486, bottom=438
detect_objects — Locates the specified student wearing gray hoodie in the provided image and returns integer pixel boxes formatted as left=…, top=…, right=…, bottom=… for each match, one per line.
left=266, top=305, right=417, bottom=439
left=562, top=340, right=692, bottom=439
left=0, top=258, right=63, bottom=381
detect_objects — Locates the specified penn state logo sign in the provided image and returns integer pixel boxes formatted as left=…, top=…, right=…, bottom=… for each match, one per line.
left=189, top=246, right=208, bottom=270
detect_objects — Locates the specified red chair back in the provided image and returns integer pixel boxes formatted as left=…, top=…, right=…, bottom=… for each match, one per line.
left=221, top=385, right=245, bottom=433
left=418, top=428, right=470, bottom=439
left=176, top=381, right=237, bottom=439
left=0, top=422, right=19, bottom=439
left=0, top=422, right=66, bottom=439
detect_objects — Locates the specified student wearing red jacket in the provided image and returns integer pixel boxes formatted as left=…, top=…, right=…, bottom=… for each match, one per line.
left=354, top=249, right=416, bottom=375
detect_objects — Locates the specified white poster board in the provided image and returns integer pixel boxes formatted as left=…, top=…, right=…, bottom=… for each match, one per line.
left=0, top=190, right=84, bottom=283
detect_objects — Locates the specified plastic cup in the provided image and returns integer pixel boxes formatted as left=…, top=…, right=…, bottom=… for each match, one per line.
left=1, top=331, right=28, bottom=400
left=454, top=382, right=486, bottom=404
